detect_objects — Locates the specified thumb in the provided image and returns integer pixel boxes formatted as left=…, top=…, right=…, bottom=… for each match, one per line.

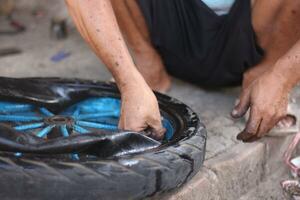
left=231, top=89, right=251, bottom=118
left=148, top=118, right=166, bottom=140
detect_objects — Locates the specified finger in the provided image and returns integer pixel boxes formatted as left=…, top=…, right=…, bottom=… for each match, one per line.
left=281, top=115, right=296, bottom=128
left=237, top=107, right=262, bottom=141
left=276, top=120, right=285, bottom=128
left=231, top=89, right=251, bottom=118
left=243, top=135, right=261, bottom=143
left=257, top=117, right=277, bottom=138
left=118, top=115, right=147, bottom=132
left=148, top=118, right=166, bottom=140
left=118, top=116, right=125, bottom=130
left=282, top=119, right=293, bottom=128
left=245, top=115, right=281, bottom=142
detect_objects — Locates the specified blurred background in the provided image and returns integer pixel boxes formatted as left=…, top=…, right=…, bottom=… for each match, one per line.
left=0, top=0, right=111, bottom=80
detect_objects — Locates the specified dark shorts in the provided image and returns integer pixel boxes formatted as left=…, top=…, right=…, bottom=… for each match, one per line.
left=137, top=0, right=263, bottom=86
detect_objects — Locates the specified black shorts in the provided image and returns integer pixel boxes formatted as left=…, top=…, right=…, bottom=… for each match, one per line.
left=137, top=0, right=263, bottom=86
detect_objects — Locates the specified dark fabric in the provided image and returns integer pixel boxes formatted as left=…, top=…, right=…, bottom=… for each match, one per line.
left=137, top=0, right=263, bottom=86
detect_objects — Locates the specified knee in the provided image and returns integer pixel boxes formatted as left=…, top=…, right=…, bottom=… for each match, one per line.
left=290, top=0, right=300, bottom=7
left=285, top=0, right=300, bottom=11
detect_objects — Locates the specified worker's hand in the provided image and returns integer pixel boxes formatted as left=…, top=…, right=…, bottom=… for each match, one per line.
left=118, top=83, right=166, bottom=139
left=231, top=68, right=291, bottom=142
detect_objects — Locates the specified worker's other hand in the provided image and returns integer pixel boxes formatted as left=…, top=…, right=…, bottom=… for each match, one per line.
left=231, top=69, right=291, bottom=142
left=118, top=83, right=166, bottom=140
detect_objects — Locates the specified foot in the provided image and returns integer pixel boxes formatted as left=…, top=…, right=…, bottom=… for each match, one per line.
left=133, top=49, right=171, bottom=93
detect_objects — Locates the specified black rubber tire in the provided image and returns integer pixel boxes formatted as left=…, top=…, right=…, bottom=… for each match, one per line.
left=0, top=78, right=206, bottom=200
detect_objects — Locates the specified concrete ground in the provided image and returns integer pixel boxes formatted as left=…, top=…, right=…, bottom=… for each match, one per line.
left=0, top=3, right=298, bottom=199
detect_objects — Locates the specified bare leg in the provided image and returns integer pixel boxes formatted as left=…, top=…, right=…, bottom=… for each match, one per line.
left=110, top=0, right=171, bottom=92
left=253, top=0, right=300, bottom=56
left=125, top=0, right=150, bottom=41
left=245, top=0, right=300, bottom=87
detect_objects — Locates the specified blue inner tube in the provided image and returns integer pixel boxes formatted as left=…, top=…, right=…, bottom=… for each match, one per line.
left=0, top=97, right=174, bottom=158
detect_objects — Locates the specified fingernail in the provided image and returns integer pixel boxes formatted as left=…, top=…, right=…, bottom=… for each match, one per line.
left=277, top=121, right=284, bottom=128
left=236, top=134, right=242, bottom=140
left=231, top=109, right=238, bottom=116
left=234, top=99, right=240, bottom=106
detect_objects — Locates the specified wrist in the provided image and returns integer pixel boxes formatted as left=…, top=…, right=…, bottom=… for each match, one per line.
left=117, top=71, right=150, bottom=94
left=271, top=58, right=300, bottom=90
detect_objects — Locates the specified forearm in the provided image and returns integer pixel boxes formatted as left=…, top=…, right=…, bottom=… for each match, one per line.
left=65, top=0, right=147, bottom=92
left=272, top=39, right=300, bottom=89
